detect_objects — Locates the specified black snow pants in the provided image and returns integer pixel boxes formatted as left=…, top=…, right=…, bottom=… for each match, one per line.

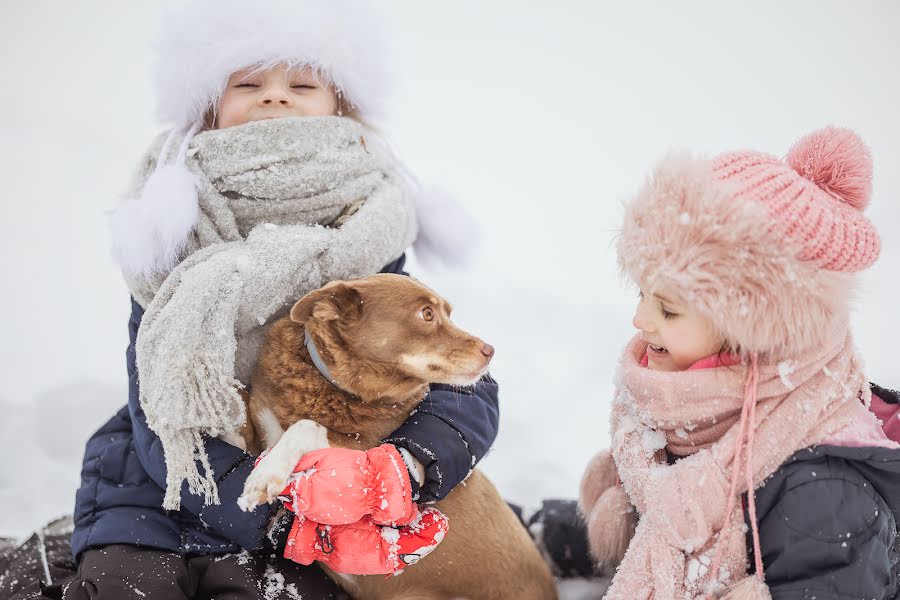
left=0, top=518, right=344, bottom=600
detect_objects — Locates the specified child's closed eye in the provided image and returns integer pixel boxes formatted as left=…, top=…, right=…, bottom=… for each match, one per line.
left=661, top=304, right=678, bottom=319
left=234, top=82, right=260, bottom=88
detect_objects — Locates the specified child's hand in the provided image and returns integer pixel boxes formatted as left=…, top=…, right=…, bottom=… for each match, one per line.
left=283, top=508, right=449, bottom=575
left=274, top=445, right=418, bottom=526
left=278, top=445, right=418, bottom=525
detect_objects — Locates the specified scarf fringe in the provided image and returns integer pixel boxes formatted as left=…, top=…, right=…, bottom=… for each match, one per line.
left=133, top=119, right=417, bottom=511
left=150, top=354, right=246, bottom=510
left=161, top=429, right=222, bottom=510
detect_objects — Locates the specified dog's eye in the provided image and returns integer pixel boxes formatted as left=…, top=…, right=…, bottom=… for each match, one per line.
left=420, top=307, right=435, bottom=322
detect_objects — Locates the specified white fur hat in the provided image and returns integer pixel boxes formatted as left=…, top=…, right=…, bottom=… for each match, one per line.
left=154, top=0, right=390, bottom=127
left=111, top=0, right=478, bottom=276
left=112, top=0, right=391, bottom=277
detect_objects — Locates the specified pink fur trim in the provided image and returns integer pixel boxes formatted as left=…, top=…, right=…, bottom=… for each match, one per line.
left=618, top=154, right=856, bottom=360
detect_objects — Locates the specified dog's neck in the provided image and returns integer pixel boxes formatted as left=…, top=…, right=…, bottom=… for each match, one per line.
left=304, top=330, right=351, bottom=394
left=254, top=319, right=428, bottom=446
left=306, top=325, right=429, bottom=406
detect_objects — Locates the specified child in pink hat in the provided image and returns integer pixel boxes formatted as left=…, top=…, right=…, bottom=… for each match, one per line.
left=577, top=127, right=900, bottom=599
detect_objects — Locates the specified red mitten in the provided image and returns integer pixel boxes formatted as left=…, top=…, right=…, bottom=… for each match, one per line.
left=276, top=444, right=417, bottom=526
left=283, top=507, right=449, bottom=575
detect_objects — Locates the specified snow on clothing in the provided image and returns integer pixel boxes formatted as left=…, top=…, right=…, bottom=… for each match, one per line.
left=529, top=388, right=900, bottom=598
left=272, top=444, right=420, bottom=526
left=617, top=133, right=878, bottom=367
left=65, top=544, right=345, bottom=600
left=748, top=442, right=900, bottom=599
left=587, top=126, right=891, bottom=599
left=264, top=444, right=447, bottom=575
left=71, top=254, right=501, bottom=561
left=2, top=516, right=347, bottom=600
left=283, top=506, right=450, bottom=575
left=112, top=117, right=417, bottom=510
left=0, top=517, right=77, bottom=600
left=595, top=334, right=895, bottom=600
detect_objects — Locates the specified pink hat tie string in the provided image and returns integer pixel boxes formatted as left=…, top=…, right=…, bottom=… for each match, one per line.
left=707, top=355, right=764, bottom=597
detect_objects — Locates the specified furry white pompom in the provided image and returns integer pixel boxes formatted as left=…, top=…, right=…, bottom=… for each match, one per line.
left=109, top=164, right=200, bottom=277
left=412, top=187, right=481, bottom=267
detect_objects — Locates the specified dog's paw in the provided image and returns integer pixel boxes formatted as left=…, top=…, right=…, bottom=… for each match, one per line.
left=238, top=464, right=287, bottom=512
left=237, top=419, right=330, bottom=512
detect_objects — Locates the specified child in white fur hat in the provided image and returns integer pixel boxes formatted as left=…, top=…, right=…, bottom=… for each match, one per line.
left=66, top=2, right=499, bottom=598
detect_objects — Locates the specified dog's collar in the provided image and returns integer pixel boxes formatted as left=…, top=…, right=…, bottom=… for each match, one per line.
left=304, top=330, right=347, bottom=393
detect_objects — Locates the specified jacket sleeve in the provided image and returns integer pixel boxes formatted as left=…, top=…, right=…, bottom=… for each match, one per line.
left=377, top=255, right=502, bottom=502
left=382, top=376, right=500, bottom=503
left=126, top=298, right=278, bottom=550
left=754, top=460, right=897, bottom=599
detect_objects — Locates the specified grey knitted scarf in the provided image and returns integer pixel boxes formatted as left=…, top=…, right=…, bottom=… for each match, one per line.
left=126, top=117, right=416, bottom=510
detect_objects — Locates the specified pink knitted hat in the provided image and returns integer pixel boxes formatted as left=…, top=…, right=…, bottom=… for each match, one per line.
left=618, top=126, right=880, bottom=359
left=714, top=127, right=879, bottom=272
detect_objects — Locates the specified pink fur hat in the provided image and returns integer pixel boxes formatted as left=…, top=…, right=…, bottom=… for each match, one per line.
left=618, top=127, right=880, bottom=360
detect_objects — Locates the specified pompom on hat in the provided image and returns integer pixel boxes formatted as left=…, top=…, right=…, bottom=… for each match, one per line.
left=715, top=126, right=879, bottom=272
left=618, top=126, right=880, bottom=360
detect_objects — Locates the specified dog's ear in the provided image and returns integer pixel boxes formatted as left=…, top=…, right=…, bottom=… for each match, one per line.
left=290, top=281, right=363, bottom=324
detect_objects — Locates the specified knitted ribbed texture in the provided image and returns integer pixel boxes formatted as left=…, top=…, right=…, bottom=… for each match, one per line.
left=712, top=127, right=880, bottom=272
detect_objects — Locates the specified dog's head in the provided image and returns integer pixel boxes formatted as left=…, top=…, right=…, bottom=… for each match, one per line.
left=289, top=274, right=494, bottom=398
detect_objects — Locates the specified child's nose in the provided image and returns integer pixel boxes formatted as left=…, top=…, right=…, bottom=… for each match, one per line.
left=632, top=303, right=654, bottom=333
left=258, top=85, right=293, bottom=107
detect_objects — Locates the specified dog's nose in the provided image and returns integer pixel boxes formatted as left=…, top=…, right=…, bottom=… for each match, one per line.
left=480, top=343, right=495, bottom=358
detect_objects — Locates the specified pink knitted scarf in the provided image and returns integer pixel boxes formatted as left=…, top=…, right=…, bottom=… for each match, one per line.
left=605, top=330, right=891, bottom=599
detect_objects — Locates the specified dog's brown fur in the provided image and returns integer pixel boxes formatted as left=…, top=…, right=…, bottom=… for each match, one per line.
left=240, top=274, right=557, bottom=600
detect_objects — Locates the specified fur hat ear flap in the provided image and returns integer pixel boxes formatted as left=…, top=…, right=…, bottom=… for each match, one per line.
left=412, top=186, right=481, bottom=267
left=110, top=124, right=201, bottom=277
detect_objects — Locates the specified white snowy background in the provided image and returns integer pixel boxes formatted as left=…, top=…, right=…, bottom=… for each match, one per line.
left=1, top=1, right=898, bottom=590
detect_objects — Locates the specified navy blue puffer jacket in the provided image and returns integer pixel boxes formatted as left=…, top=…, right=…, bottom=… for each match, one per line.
left=72, top=255, right=500, bottom=560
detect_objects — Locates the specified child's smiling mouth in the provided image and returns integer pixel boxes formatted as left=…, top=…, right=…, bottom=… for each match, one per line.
left=647, top=343, right=668, bottom=355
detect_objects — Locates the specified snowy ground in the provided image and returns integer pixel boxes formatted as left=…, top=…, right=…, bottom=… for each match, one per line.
left=1, top=2, right=899, bottom=597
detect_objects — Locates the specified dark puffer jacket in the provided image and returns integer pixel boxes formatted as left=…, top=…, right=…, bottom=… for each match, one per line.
left=71, top=255, right=500, bottom=560
left=744, top=383, right=900, bottom=599
left=747, top=442, right=900, bottom=599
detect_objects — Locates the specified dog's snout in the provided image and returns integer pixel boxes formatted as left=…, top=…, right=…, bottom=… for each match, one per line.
left=480, top=343, right=495, bottom=358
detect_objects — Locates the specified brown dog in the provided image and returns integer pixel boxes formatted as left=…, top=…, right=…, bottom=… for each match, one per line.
left=236, top=273, right=557, bottom=600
